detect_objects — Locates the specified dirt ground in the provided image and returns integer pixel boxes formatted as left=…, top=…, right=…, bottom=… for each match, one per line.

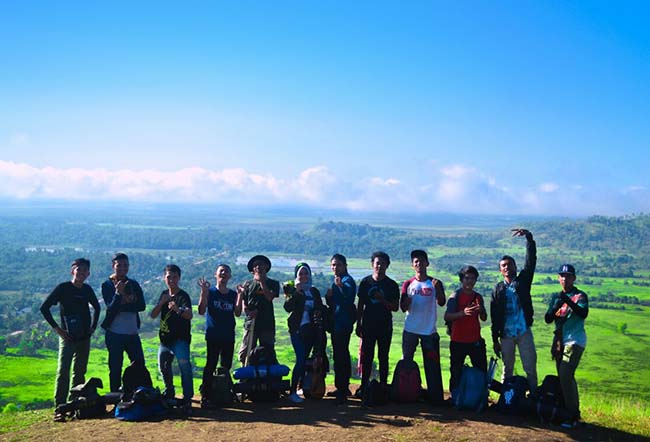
left=5, top=388, right=648, bottom=442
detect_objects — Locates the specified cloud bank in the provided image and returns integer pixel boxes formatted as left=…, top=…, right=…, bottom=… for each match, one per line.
left=0, top=160, right=646, bottom=216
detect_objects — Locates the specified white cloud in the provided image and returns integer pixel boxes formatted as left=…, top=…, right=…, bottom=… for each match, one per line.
left=539, top=182, right=559, bottom=193
left=0, top=160, right=647, bottom=216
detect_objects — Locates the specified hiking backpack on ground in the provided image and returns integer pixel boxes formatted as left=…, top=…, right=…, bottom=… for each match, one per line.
left=121, top=360, right=153, bottom=402
left=495, top=375, right=531, bottom=415
left=115, top=386, right=166, bottom=421
left=533, top=375, right=573, bottom=425
left=206, top=366, right=237, bottom=406
left=362, top=379, right=389, bottom=407
left=452, top=365, right=488, bottom=412
left=233, top=345, right=290, bottom=402
left=390, top=359, right=422, bottom=403
left=55, top=377, right=107, bottom=420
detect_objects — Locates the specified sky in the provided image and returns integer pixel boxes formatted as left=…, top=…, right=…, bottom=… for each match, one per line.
left=1, top=1, right=649, bottom=216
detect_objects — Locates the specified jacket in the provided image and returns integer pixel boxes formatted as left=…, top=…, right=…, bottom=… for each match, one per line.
left=284, top=287, right=324, bottom=334
left=101, top=277, right=146, bottom=330
left=490, top=237, right=536, bottom=345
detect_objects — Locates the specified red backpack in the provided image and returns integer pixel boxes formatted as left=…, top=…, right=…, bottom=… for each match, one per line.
left=390, top=359, right=422, bottom=402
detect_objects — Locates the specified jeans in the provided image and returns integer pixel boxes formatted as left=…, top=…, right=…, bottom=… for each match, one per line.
left=290, top=327, right=315, bottom=392
left=158, top=339, right=194, bottom=401
left=500, top=327, right=538, bottom=390
left=556, top=343, right=584, bottom=420
left=201, top=339, right=234, bottom=396
left=331, top=328, right=353, bottom=391
left=55, top=337, right=90, bottom=406
left=449, top=339, right=487, bottom=393
left=105, top=330, right=145, bottom=392
left=402, top=330, right=444, bottom=404
left=360, top=330, right=392, bottom=386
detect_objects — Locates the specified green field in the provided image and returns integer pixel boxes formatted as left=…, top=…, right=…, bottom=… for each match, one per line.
left=2, top=212, right=650, bottom=437
left=2, top=290, right=649, bottom=417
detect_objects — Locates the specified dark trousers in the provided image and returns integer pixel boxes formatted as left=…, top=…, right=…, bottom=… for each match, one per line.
left=360, top=331, right=392, bottom=386
left=201, top=339, right=234, bottom=396
left=105, top=331, right=145, bottom=392
left=449, top=339, right=487, bottom=393
left=331, top=328, right=352, bottom=391
left=403, top=330, right=444, bottom=404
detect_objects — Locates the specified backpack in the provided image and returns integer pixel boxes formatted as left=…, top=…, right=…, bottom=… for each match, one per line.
left=247, top=346, right=278, bottom=366
left=362, top=379, right=389, bottom=407
left=452, top=365, right=488, bottom=412
left=234, top=378, right=289, bottom=402
left=115, top=386, right=166, bottom=421
left=533, top=375, right=572, bottom=425
left=121, top=360, right=153, bottom=402
left=390, top=359, right=422, bottom=403
left=55, top=377, right=106, bottom=419
left=303, top=354, right=326, bottom=399
left=495, top=375, right=531, bottom=415
left=207, top=367, right=237, bottom=405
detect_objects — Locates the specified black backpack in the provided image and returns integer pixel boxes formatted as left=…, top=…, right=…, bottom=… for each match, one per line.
left=55, top=377, right=106, bottom=419
left=495, top=375, right=531, bottom=415
left=121, top=360, right=153, bottom=402
left=534, top=375, right=572, bottom=424
left=207, top=367, right=237, bottom=405
left=362, top=379, right=389, bottom=408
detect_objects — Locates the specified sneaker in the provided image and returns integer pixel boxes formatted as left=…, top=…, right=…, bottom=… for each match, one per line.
left=327, top=388, right=352, bottom=398
left=53, top=411, right=66, bottom=422
left=560, top=420, right=577, bottom=429
left=289, top=393, right=304, bottom=404
left=200, top=398, right=214, bottom=409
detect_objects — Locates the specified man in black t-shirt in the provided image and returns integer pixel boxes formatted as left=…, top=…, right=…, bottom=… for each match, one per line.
left=356, top=251, right=400, bottom=396
left=151, top=264, right=193, bottom=410
left=40, top=258, right=100, bottom=419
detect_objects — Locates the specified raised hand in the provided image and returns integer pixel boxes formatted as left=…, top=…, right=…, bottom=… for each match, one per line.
left=198, top=277, right=210, bottom=291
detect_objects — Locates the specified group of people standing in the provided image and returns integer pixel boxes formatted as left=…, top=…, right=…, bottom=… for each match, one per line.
left=40, top=228, right=588, bottom=428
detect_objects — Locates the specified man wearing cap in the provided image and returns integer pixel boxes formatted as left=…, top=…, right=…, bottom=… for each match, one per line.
left=238, top=255, right=280, bottom=365
left=545, top=264, right=589, bottom=428
left=490, top=228, right=538, bottom=390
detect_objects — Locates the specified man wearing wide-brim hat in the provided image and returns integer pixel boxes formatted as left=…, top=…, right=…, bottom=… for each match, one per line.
left=237, top=255, right=280, bottom=365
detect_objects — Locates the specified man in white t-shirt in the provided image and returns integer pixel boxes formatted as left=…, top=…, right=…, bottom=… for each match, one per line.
left=400, top=249, right=446, bottom=405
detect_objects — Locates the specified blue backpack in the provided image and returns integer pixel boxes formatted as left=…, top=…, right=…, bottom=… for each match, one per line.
left=115, top=386, right=166, bottom=421
left=452, top=365, right=488, bottom=412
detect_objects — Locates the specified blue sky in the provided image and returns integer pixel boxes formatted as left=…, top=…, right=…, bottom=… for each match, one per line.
left=1, top=1, right=649, bottom=215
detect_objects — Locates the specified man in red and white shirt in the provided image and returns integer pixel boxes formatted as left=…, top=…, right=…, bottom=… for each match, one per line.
left=400, top=249, right=446, bottom=405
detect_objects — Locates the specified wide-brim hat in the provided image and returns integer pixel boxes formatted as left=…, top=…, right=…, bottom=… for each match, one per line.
left=247, top=255, right=272, bottom=272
